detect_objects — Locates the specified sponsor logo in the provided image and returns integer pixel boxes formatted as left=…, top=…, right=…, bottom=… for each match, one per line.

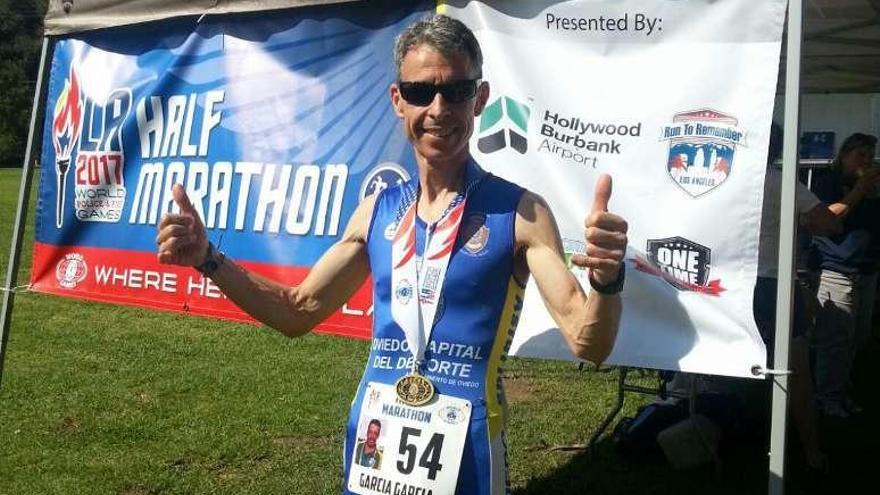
left=55, top=253, right=88, bottom=289
left=538, top=110, right=642, bottom=167
left=395, top=279, right=413, bottom=305
left=52, top=63, right=132, bottom=226
left=366, top=386, right=381, bottom=409
left=562, top=238, right=589, bottom=285
left=359, top=162, right=410, bottom=201
left=478, top=96, right=530, bottom=154
left=632, top=236, right=725, bottom=295
left=661, top=108, right=746, bottom=197
left=461, top=213, right=489, bottom=255
left=438, top=405, right=466, bottom=425
left=562, top=238, right=587, bottom=271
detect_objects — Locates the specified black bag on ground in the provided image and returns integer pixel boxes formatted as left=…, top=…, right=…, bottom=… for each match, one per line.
left=613, top=401, right=688, bottom=460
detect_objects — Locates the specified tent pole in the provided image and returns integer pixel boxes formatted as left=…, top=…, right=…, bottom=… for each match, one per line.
left=0, top=36, right=53, bottom=387
left=769, top=0, right=803, bottom=493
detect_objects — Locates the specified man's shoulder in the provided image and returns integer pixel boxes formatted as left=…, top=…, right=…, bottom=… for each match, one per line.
left=471, top=170, right=527, bottom=209
left=480, top=169, right=524, bottom=191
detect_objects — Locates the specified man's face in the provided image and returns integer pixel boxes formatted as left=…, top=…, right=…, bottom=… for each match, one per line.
left=390, top=44, right=489, bottom=168
left=366, top=422, right=381, bottom=448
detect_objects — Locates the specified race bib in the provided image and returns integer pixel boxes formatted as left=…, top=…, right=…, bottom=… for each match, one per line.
left=348, top=382, right=472, bottom=495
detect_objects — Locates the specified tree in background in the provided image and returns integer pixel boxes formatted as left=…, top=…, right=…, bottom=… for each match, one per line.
left=0, top=0, right=46, bottom=167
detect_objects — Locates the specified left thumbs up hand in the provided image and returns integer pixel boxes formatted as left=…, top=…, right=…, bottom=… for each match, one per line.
left=570, top=174, right=628, bottom=286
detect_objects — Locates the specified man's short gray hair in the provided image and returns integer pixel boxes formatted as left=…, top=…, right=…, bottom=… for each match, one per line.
left=394, top=14, right=483, bottom=80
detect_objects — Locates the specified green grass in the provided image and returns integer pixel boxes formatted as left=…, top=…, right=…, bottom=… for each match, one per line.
left=0, top=167, right=874, bottom=494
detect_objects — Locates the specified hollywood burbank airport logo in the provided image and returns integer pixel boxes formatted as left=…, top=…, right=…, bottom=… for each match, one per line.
left=631, top=236, right=725, bottom=296
left=661, top=109, right=747, bottom=198
left=477, top=96, right=530, bottom=154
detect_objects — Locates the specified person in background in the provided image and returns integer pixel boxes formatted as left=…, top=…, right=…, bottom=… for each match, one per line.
left=809, top=132, right=880, bottom=418
left=645, top=124, right=839, bottom=471
left=755, top=123, right=840, bottom=468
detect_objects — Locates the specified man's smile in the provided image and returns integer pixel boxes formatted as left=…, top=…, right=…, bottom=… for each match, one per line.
left=423, top=125, right=455, bottom=138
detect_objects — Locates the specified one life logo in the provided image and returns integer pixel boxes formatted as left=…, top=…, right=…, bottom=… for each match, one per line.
left=477, top=96, right=530, bottom=154
left=632, top=236, right=726, bottom=296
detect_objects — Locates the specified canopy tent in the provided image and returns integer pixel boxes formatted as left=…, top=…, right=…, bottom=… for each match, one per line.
left=795, top=0, right=880, bottom=93
left=43, top=0, right=356, bottom=35
left=44, top=0, right=880, bottom=95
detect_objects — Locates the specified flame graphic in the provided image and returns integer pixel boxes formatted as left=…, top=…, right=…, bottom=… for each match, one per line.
left=53, top=64, right=83, bottom=229
left=52, top=65, right=83, bottom=161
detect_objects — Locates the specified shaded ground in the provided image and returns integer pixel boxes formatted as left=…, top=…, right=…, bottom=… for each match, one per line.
left=507, top=340, right=880, bottom=495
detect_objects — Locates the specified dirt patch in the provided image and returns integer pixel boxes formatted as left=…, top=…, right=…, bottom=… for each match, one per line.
left=503, top=377, right=538, bottom=404
left=56, top=416, right=79, bottom=435
left=209, top=459, right=229, bottom=473
left=166, top=457, right=189, bottom=472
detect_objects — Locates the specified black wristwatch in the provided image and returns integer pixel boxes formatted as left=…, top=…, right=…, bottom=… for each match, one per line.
left=589, top=263, right=625, bottom=295
left=195, top=242, right=225, bottom=277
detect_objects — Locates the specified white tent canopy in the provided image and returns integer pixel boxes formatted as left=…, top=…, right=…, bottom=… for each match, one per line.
left=794, top=0, right=880, bottom=93
left=44, top=0, right=356, bottom=35
left=45, top=0, right=880, bottom=94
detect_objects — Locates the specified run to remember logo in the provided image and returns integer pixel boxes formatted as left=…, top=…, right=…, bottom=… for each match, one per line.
left=478, top=96, right=530, bottom=154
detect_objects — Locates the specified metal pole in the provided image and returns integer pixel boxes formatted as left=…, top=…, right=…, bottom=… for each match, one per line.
left=769, top=0, right=803, bottom=493
left=0, top=37, right=52, bottom=387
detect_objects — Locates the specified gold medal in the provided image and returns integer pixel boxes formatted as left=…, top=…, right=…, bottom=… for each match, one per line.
left=394, top=372, right=435, bottom=406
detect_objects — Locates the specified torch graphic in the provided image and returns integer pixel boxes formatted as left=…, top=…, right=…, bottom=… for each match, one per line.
left=51, top=66, right=83, bottom=229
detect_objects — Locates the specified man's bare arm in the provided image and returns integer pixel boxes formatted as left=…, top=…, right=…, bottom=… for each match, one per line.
left=516, top=176, right=626, bottom=364
left=157, top=184, right=374, bottom=338
left=800, top=203, right=841, bottom=237
left=826, top=168, right=880, bottom=219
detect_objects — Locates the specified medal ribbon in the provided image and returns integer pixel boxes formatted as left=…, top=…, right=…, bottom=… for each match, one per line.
left=391, top=161, right=485, bottom=373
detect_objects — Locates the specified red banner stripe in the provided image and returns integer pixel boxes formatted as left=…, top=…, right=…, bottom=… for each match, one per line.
left=31, top=242, right=374, bottom=339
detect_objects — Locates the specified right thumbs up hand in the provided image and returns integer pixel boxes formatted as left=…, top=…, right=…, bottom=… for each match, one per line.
left=156, top=184, right=209, bottom=266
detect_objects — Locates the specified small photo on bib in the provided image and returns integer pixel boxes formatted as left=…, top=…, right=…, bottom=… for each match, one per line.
left=353, top=417, right=385, bottom=470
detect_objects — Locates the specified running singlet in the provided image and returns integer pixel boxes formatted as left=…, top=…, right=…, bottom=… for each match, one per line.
left=343, top=162, right=526, bottom=495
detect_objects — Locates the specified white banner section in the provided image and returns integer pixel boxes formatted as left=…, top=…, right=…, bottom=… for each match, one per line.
left=447, top=0, right=787, bottom=378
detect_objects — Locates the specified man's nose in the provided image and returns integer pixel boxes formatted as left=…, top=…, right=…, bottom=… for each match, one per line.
left=427, top=91, right=450, bottom=116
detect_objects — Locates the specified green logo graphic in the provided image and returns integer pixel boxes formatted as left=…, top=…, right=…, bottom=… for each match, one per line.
left=478, top=96, right=529, bottom=154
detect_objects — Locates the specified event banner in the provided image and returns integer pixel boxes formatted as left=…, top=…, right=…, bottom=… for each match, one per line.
left=33, top=0, right=786, bottom=378
left=446, top=0, right=786, bottom=377
left=33, top=1, right=434, bottom=338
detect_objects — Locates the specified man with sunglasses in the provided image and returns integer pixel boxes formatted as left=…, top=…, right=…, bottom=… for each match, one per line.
left=157, top=14, right=627, bottom=495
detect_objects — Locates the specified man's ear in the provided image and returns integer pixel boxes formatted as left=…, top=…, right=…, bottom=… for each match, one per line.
left=390, top=83, right=405, bottom=118
left=473, top=80, right=490, bottom=117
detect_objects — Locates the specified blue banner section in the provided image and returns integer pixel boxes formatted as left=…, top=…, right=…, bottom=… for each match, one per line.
left=38, top=1, right=432, bottom=266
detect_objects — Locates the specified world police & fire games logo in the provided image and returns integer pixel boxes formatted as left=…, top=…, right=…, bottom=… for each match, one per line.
left=661, top=109, right=746, bottom=197
left=51, top=63, right=131, bottom=227
left=55, top=253, right=88, bottom=289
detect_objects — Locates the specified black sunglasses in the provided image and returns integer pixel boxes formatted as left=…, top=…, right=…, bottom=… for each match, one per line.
left=397, top=79, right=481, bottom=106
